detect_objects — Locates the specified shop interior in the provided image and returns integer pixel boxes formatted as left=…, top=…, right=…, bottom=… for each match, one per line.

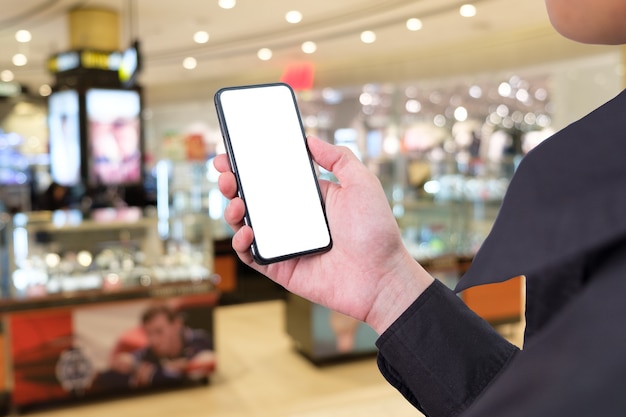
left=0, top=0, right=624, bottom=416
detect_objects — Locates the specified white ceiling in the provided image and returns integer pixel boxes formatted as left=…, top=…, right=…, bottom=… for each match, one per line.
left=0, top=0, right=619, bottom=105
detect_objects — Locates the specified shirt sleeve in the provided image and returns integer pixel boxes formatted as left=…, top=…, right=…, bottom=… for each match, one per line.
left=376, top=279, right=519, bottom=417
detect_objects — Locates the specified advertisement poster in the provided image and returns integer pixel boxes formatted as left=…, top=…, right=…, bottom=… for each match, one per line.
left=86, top=88, right=142, bottom=186
left=48, top=90, right=81, bottom=186
left=9, top=294, right=216, bottom=407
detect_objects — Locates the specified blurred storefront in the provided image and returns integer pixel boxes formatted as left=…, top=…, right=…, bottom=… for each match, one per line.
left=0, top=1, right=625, bottom=413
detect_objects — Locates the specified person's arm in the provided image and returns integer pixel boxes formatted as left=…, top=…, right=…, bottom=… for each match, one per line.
left=214, top=136, right=517, bottom=415
left=214, top=136, right=434, bottom=333
left=377, top=279, right=519, bottom=417
left=185, top=350, right=216, bottom=379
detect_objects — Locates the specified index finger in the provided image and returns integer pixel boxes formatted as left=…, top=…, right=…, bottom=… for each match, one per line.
left=307, top=136, right=369, bottom=185
left=213, top=153, right=231, bottom=173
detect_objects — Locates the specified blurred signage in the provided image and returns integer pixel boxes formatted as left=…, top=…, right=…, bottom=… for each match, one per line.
left=280, top=61, right=315, bottom=91
left=47, top=50, right=123, bottom=74
left=81, top=50, right=122, bottom=71
left=0, top=81, right=21, bottom=97
left=47, top=51, right=80, bottom=73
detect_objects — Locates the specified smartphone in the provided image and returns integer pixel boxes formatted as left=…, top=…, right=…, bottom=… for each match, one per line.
left=214, top=82, right=332, bottom=264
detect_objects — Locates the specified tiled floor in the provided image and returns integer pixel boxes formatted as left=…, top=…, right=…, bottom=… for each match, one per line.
left=26, top=300, right=523, bottom=417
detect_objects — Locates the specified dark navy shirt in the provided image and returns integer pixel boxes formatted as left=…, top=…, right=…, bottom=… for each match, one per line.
left=377, top=89, right=626, bottom=416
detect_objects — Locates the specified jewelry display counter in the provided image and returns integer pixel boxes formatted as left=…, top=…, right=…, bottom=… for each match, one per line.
left=0, top=209, right=219, bottom=413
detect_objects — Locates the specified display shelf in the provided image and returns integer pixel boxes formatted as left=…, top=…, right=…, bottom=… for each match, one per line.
left=156, top=159, right=234, bottom=292
left=2, top=285, right=219, bottom=412
left=0, top=279, right=217, bottom=313
left=396, top=197, right=501, bottom=262
left=6, top=208, right=215, bottom=299
left=0, top=209, right=219, bottom=413
left=396, top=196, right=522, bottom=326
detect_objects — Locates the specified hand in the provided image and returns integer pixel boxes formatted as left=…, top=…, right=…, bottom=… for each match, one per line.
left=161, top=357, right=188, bottom=375
left=214, top=136, right=434, bottom=334
left=185, top=351, right=216, bottom=380
left=131, top=362, right=156, bottom=387
left=110, top=352, right=136, bottom=374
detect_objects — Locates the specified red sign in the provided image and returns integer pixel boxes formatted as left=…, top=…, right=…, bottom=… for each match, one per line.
left=280, top=62, right=315, bottom=91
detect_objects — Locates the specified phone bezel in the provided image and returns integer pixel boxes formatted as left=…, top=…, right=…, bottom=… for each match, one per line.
left=214, top=82, right=332, bottom=264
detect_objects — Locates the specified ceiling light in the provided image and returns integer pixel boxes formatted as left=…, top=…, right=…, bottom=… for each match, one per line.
left=405, top=99, right=422, bottom=113
left=460, top=4, right=477, bottom=17
left=502, top=117, right=514, bottom=129
left=183, top=57, right=197, bottom=69
left=382, top=135, right=400, bottom=155
left=512, top=110, right=524, bottom=124
left=524, top=112, right=537, bottom=125
left=405, top=86, right=418, bottom=98
left=516, top=88, right=530, bottom=103
left=301, top=41, right=317, bottom=54
left=12, top=53, right=27, bottom=66
left=285, top=10, right=302, bottom=24
left=257, top=48, right=272, bottom=61
left=454, top=106, right=468, bottom=122
left=322, top=88, right=342, bottom=104
left=498, top=81, right=512, bottom=97
left=218, top=0, right=236, bottom=9
left=488, top=113, right=501, bottom=125
left=433, top=114, right=447, bottom=127
left=15, top=30, right=32, bottom=43
left=1, top=70, right=14, bottom=82
left=406, top=18, right=423, bottom=31
left=39, top=84, right=52, bottom=97
left=534, top=88, right=548, bottom=101
left=193, top=31, right=209, bottom=44
left=537, top=114, right=551, bottom=128
left=360, top=30, right=376, bottom=44
left=359, top=92, right=373, bottom=106
left=429, top=91, right=443, bottom=104
left=469, top=85, right=482, bottom=98
left=496, top=104, right=510, bottom=117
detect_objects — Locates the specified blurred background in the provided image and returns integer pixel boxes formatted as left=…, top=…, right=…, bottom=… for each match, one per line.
left=0, top=1, right=623, bottom=415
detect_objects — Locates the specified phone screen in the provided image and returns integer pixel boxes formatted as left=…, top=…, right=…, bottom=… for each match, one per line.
left=214, top=83, right=332, bottom=264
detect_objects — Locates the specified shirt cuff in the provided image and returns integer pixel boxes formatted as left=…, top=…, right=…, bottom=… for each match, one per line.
left=376, top=279, right=519, bottom=417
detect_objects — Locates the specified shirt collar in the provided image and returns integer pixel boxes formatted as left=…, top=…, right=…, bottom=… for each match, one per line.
left=456, top=89, right=626, bottom=292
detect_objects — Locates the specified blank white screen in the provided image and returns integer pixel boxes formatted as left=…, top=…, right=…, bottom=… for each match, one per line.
left=217, top=84, right=331, bottom=261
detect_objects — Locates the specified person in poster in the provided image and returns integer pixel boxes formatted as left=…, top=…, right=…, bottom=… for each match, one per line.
left=87, top=89, right=142, bottom=185
left=94, top=304, right=215, bottom=389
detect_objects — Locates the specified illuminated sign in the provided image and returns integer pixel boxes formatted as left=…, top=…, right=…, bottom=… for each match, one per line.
left=47, top=52, right=80, bottom=73
left=47, top=50, right=123, bottom=74
left=80, top=50, right=122, bottom=71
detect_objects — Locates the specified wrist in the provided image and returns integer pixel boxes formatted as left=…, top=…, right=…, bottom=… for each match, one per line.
left=364, top=251, right=434, bottom=335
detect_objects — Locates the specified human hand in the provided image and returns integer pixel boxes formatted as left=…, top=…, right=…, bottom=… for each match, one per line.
left=131, top=362, right=156, bottom=387
left=214, top=136, right=433, bottom=333
left=161, top=357, right=188, bottom=375
left=110, top=352, right=136, bottom=374
left=185, top=351, right=216, bottom=380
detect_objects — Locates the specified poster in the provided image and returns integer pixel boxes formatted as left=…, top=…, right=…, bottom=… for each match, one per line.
left=9, top=293, right=216, bottom=407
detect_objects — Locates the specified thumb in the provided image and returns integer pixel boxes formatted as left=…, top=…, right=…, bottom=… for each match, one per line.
left=307, top=136, right=366, bottom=185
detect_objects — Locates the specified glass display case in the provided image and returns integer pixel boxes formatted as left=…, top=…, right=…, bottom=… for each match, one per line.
left=0, top=214, right=10, bottom=297
left=0, top=209, right=219, bottom=411
left=0, top=131, right=32, bottom=213
left=395, top=178, right=506, bottom=262
left=156, top=159, right=236, bottom=292
left=156, top=159, right=230, bottom=242
left=5, top=207, right=215, bottom=299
